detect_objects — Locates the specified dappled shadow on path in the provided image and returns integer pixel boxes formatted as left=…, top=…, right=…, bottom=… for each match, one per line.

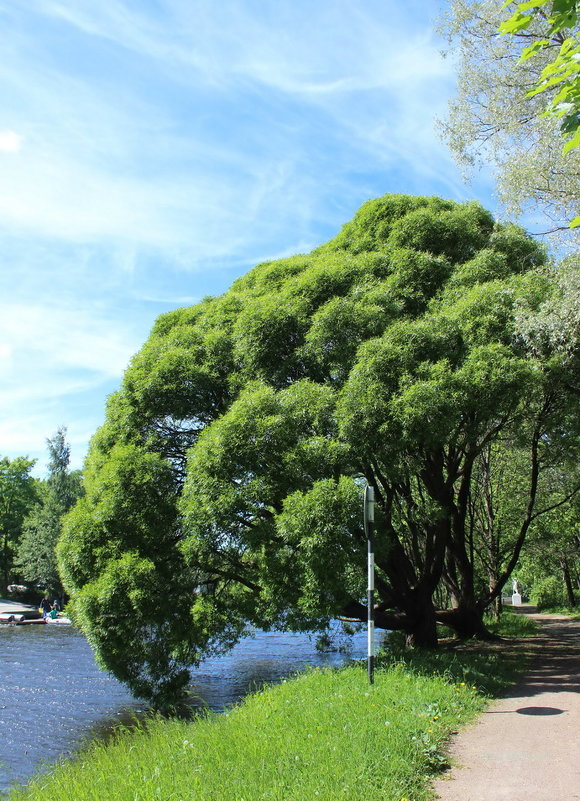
left=499, top=616, right=580, bottom=700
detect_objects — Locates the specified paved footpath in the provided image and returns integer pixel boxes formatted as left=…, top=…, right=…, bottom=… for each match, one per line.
left=432, top=611, right=580, bottom=801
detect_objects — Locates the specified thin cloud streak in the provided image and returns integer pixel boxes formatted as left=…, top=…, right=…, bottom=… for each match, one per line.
left=0, top=1, right=468, bottom=254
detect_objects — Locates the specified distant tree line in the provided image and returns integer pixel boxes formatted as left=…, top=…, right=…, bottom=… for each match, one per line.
left=0, top=427, right=83, bottom=602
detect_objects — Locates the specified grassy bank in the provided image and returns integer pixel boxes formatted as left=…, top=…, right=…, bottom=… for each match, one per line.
left=8, top=614, right=537, bottom=801
left=534, top=604, right=580, bottom=620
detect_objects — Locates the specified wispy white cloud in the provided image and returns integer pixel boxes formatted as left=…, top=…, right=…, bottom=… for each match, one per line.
left=0, top=0, right=499, bottom=474
left=0, top=130, right=22, bottom=152
left=35, top=1, right=451, bottom=98
left=0, top=411, right=108, bottom=472
left=133, top=292, right=201, bottom=306
left=0, top=290, right=145, bottom=472
left=0, top=0, right=475, bottom=259
left=0, top=304, right=136, bottom=377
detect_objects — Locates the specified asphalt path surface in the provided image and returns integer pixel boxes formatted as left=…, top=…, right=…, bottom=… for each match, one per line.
left=432, top=610, right=580, bottom=801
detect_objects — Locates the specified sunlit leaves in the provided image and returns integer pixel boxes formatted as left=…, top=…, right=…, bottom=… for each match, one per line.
left=60, top=192, right=566, bottom=703
left=440, top=0, right=579, bottom=237
left=272, top=477, right=366, bottom=622
left=499, top=0, right=579, bottom=225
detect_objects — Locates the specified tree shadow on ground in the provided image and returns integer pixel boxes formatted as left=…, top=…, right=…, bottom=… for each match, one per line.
left=378, top=613, right=580, bottom=699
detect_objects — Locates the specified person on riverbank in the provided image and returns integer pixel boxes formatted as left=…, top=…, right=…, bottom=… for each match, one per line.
left=39, top=594, right=51, bottom=619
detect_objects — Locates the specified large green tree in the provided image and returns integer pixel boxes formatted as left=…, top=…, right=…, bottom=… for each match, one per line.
left=59, top=194, right=575, bottom=706
left=0, top=456, right=37, bottom=590
left=17, top=428, right=83, bottom=597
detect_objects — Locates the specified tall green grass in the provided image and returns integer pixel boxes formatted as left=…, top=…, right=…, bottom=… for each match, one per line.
left=9, top=641, right=528, bottom=801
left=530, top=604, right=580, bottom=620
left=486, top=607, right=541, bottom=637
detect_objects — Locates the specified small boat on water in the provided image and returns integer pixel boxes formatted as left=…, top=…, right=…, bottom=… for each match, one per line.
left=0, top=599, right=45, bottom=625
left=46, top=615, right=72, bottom=625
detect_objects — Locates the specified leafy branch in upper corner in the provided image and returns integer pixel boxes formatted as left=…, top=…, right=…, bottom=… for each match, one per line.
left=500, top=0, right=580, bottom=226
left=439, top=1, right=579, bottom=241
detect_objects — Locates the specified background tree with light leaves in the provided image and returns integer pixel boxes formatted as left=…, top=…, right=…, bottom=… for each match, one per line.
left=500, top=0, right=580, bottom=163
left=438, top=0, right=579, bottom=238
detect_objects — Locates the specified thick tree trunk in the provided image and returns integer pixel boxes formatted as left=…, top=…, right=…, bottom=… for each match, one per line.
left=405, top=610, right=438, bottom=648
left=343, top=591, right=439, bottom=648
left=402, top=589, right=439, bottom=647
left=561, top=555, right=577, bottom=608
left=436, top=603, right=498, bottom=640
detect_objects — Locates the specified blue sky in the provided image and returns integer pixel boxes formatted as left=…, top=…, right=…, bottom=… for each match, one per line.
left=0, top=0, right=499, bottom=475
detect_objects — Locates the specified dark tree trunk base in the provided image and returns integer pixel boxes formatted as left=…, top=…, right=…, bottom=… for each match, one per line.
left=405, top=615, right=439, bottom=648
left=436, top=606, right=499, bottom=641
left=342, top=600, right=440, bottom=649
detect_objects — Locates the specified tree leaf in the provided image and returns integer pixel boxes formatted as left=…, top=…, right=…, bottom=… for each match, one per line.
left=563, top=128, right=580, bottom=153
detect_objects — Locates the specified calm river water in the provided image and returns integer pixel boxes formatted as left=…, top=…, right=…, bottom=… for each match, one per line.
left=0, top=621, right=373, bottom=794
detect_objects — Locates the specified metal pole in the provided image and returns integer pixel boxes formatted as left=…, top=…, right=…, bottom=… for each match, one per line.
left=364, top=485, right=375, bottom=684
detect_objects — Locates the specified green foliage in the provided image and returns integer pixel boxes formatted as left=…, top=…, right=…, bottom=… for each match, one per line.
left=0, top=455, right=37, bottom=587
left=272, top=477, right=365, bottom=623
left=530, top=575, right=566, bottom=609
left=16, top=428, right=83, bottom=596
left=59, top=444, right=201, bottom=708
left=439, top=0, right=580, bottom=237
left=485, top=607, right=540, bottom=636
left=515, top=252, right=579, bottom=366
left=17, top=504, right=66, bottom=594
left=59, top=192, right=576, bottom=706
left=500, top=0, right=580, bottom=168
left=514, top=457, right=580, bottom=610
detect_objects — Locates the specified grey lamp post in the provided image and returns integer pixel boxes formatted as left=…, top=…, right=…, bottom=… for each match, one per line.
left=364, top=484, right=375, bottom=684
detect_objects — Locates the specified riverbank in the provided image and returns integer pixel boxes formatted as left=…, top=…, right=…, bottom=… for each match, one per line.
left=7, top=613, right=535, bottom=801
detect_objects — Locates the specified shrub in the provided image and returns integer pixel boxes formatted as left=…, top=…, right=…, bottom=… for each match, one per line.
left=530, top=576, right=564, bottom=611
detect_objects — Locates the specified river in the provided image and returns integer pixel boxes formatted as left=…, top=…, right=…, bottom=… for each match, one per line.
left=0, top=621, right=373, bottom=794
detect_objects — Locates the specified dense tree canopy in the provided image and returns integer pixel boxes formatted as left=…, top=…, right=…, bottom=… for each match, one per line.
left=59, top=194, right=577, bottom=706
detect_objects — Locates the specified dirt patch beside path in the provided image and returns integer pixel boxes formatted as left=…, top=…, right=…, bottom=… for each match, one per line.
left=432, top=611, right=580, bottom=801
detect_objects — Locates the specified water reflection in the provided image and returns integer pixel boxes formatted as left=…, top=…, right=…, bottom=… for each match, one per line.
left=0, top=622, right=373, bottom=793
left=186, top=627, right=367, bottom=711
